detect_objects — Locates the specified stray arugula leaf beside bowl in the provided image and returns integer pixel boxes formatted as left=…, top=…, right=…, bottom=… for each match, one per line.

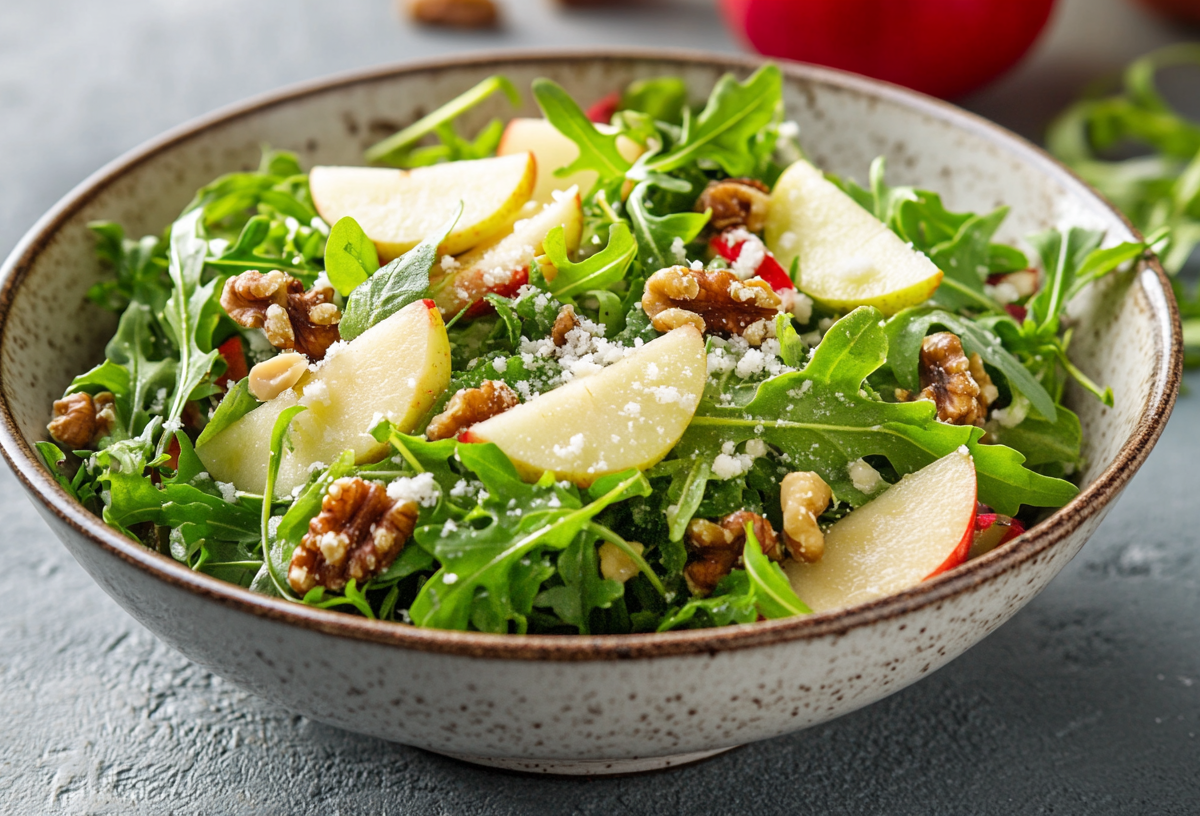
left=39, top=65, right=1158, bottom=635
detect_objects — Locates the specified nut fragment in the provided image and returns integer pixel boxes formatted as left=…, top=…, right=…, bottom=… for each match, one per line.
left=684, top=510, right=782, bottom=596
left=288, top=477, right=418, bottom=594
left=695, top=178, right=772, bottom=233
left=408, top=0, right=498, bottom=27
left=220, top=270, right=341, bottom=360
left=780, top=471, right=832, bottom=562
left=425, top=380, right=520, bottom=441
left=47, top=391, right=115, bottom=450
left=248, top=352, right=308, bottom=401
left=898, top=332, right=993, bottom=426
left=641, top=266, right=781, bottom=345
left=551, top=304, right=580, bottom=347
left=599, top=540, right=644, bottom=583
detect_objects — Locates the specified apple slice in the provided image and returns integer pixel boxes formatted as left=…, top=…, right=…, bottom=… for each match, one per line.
left=784, top=449, right=977, bottom=613
left=497, top=117, right=646, bottom=204
left=428, top=190, right=583, bottom=318
left=197, top=299, right=451, bottom=496
left=764, top=159, right=944, bottom=315
left=309, top=153, right=536, bottom=262
left=461, top=326, right=706, bottom=485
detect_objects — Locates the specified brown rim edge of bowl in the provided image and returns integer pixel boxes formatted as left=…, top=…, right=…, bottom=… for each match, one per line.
left=0, top=48, right=1183, bottom=662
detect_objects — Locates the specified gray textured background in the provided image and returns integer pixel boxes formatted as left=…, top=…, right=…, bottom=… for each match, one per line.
left=1, top=0, right=1198, bottom=813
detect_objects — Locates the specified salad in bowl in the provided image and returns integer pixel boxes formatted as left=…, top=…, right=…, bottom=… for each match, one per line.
left=39, top=65, right=1159, bottom=636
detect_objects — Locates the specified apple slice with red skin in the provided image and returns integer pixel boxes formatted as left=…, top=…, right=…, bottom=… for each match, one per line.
left=785, top=449, right=977, bottom=613
left=968, top=511, right=1026, bottom=559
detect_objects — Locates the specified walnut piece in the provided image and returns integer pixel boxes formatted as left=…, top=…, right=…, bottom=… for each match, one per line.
left=551, top=304, right=580, bottom=347
left=780, top=471, right=831, bottom=563
left=695, top=178, right=772, bottom=233
left=220, top=270, right=341, bottom=360
left=288, top=477, right=418, bottom=594
left=641, top=266, right=781, bottom=346
left=408, top=0, right=498, bottom=27
left=899, top=332, right=993, bottom=426
left=248, top=352, right=308, bottom=401
left=47, top=392, right=115, bottom=450
left=684, top=510, right=782, bottom=596
left=425, top=380, right=520, bottom=441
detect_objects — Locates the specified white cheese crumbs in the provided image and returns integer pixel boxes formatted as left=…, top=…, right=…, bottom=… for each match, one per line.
left=547, top=493, right=562, bottom=509
left=300, top=379, right=330, bottom=407
left=492, top=357, right=507, bottom=374
left=308, top=340, right=346, bottom=373
left=307, top=461, right=327, bottom=474
left=553, top=433, right=585, bottom=459
left=990, top=395, right=1030, bottom=429
left=310, top=216, right=330, bottom=235
left=162, top=418, right=182, bottom=436
left=443, top=572, right=459, bottom=584
left=778, top=120, right=801, bottom=140
left=386, top=472, right=441, bottom=507
left=440, top=254, right=461, bottom=273
left=440, top=519, right=459, bottom=537
left=848, top=458, right=883, bottom=494
left=690, top=259, right=704, bottom=271
left=149, top=388, right=167, bottom=413
left=216, top=481, right=239, bottom=504
left=621, top=402, right=641, bottom=416
left=791, top=291, right=814, bottom=324
left=729, top=231, right=766, bottom=280
left=312, top=271, right=334, bottom=293
left=984, top=281, right=1020, bottom=304
left=670, top=236, right=688, bottom=264
left=449, top=479, right=474, bottom=498
left=957, top=445, right=970, bottom=456
left=735, top=348, right=767, bottom=378
left=745, top=439, right=768, bottom=458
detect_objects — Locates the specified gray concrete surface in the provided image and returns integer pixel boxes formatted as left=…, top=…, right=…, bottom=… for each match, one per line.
left=1, top=0, right=1198, bottom=812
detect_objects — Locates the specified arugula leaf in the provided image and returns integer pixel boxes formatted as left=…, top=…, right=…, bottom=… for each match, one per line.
left=1027, top=227, right=1105, bottom=331
left=259, top=405, right=307, bottom=597
left=322, top=216, right=380, bottom=296
left=627, top=176, right=710, bottom=271
left=542, top=221, right=636, bottom=300
left=534, top=532, right=624, bottom=634
left=988, top=406, right=1082, bottom=468
left=743, top=522, right=811, bottom=618
left=85, top=222, right=167, bottom=313
left=620, top=76, right=688, bottom=125
left=365, top=75, right=521, bottom=166
left=885, top=308, right=1057, bottom=421
left=408, top=448, right=650, bottom=632
left=340, top=203, right=461, bottom=340
left=656, top=570, right=758, bottom=631
left=677, top=307, right=1078, bottom=515
left=643, top=64, right=782, bottom=177
left=159, top=209, right=222, bottom=455
left=195, top=378, right=260, bottom=448
left=533, top=78, right=633, bottom=188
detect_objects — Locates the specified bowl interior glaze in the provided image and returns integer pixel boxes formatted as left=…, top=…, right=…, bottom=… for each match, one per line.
left=0, top=50, right=1180, bottom=663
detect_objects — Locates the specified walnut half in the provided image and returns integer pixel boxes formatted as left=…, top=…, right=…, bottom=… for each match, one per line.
left=47, top=392, right=115, bottom=450
left=695, top=178, right=772, bottom=234
left=221, top=271, right=341, bottom=360
left=425, top=380, right=520, bottom=441
left=288, top=477, right=418, bottom=594
left=899, top=332, right=995, bottom=427
left=684, top=510, right=782, bottom=597
left=641, top=266, right=781, bottom=346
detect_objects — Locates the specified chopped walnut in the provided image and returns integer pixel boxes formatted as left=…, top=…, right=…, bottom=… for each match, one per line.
left=641, top=266, right=781, bottom=346
left=684, top=510, right=782, bottom=596
left=695, top=178, right=772, bottom=234
left=425, top=380, right=520, bottom=441
left=288, top=477, right=419, bottom=594
left=408, top=0, right=498, bottom=27
left=220, top=270, right=341, bottom=360
left=47, top=392, right=115, bottom=450
left=551, top=304, right=580, bottom=347
left=780, top=471, right=831, bottom=562
left=898, top=332, right=993, bottom=427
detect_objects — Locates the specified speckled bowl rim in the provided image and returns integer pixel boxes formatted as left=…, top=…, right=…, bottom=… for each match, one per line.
left=0, top=49, right=1182, bottom=662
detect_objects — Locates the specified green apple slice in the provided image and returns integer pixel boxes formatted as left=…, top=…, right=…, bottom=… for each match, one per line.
left=764, top=159, right=943, bottom=315
left=461, top=326, right=706, bottom=486
left=310, top=153, right=536, bottom=262
left=197, top=299, right=451, bottom=496
left=497, top=117, right=645, bottom=204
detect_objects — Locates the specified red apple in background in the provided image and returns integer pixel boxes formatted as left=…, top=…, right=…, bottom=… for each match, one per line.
left=719, top=0, right=1058, bottom=99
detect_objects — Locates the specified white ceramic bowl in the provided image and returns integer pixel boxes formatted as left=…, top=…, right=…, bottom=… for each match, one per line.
left=0, top=50, right=1180, bottom=775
